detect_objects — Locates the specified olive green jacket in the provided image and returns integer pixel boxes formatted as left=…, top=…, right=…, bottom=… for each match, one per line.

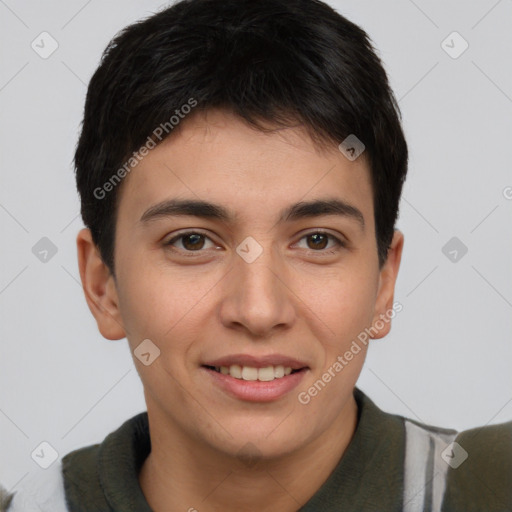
left=4, top=389, right=511, bottom=511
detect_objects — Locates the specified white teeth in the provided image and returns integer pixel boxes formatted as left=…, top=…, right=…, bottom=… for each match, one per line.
left=216, top=364, right=296, bottom=381
left=241, top=366, right=258, bottom=381
left=230, top=364, right=242, bottom=379
left=258, top=366, right=275, bottom=381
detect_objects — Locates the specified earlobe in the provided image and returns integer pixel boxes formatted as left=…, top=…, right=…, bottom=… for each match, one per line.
left=76, top=228, right=126, bottom=340
left=370, top=230, right=404, bottom=340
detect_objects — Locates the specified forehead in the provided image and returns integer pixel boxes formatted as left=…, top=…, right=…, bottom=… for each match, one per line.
left=116, top=109, right=374, bottom=228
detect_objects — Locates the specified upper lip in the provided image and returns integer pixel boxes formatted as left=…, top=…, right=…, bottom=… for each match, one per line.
left=202, top=354, right=309, bottom=370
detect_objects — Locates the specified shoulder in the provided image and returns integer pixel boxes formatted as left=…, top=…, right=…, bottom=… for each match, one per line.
left=60, top=442, right=109, bottom=509
left=3, top=441, right=108, bottom=512
left=364, top=392, right=512, bottom=512
left=3, top=459, right=68, bottom=512
left=442, top=420, right=512, bottom=511
left=61, top=412, right=150, bottom=511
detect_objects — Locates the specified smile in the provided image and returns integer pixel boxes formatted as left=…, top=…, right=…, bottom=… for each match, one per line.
left=205, top=364, right=299, bottom=381
left=201, top=355, right=309, bottom=402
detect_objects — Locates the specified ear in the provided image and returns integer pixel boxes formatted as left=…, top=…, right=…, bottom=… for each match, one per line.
left=76, top=228, right=126, bottom=340
left=370, top=230, right=404, bottom=339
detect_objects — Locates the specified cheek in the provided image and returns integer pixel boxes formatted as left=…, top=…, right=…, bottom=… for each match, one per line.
left=116, top=265, right=199, bottom=344
left=295, top=265, right=379, bottom=349
left=116, top=264, right=225, bottom=382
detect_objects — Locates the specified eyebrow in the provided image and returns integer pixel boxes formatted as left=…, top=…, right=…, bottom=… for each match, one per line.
left=139, top=197, right=365, bottom=229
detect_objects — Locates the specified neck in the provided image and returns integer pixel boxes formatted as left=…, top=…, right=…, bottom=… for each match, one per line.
left=139, top=395, right=358, bottom=512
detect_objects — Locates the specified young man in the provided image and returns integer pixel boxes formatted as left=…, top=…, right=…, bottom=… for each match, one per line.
left=2, top=0, right=511, bottom=510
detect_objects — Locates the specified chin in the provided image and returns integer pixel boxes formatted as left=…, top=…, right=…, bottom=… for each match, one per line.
left=205, top=417, right=313, bottom=461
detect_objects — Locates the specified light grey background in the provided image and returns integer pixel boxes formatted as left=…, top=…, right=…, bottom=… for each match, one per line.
left=1, top=0, right=511, bottom=493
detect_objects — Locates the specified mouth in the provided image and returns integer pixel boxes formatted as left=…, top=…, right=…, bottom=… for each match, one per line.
left=201, top=355, right=309, bottom=402
left=203, top=364, right=305, bottom=382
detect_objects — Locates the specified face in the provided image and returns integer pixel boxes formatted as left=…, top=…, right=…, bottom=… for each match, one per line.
left=78, top=109, right=403, bottom=460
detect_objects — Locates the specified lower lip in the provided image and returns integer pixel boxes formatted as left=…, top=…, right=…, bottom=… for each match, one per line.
left=202, top=367, right=308, bottom=402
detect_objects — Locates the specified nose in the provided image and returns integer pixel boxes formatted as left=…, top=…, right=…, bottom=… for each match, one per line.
left=218, top=240, right=296, bottom=338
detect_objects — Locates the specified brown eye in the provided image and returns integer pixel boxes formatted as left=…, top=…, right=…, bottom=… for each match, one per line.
left=307, top=233, right=329, bottom=250
left=165, top=231, right=216, bottom=251
left=296, top=231, right=345, bottom=253
left=181, top=233, right=205, bottom=250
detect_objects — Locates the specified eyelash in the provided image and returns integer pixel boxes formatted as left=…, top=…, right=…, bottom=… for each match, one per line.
left=164, top=230, right=346, bottom=256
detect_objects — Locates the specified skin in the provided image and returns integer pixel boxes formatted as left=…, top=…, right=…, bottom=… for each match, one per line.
left=77, top=109, right=403, bottom=511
